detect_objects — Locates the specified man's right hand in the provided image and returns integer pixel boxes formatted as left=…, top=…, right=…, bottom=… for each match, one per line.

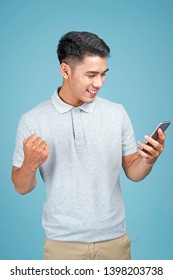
left=22, top=134, right=50, bottom=172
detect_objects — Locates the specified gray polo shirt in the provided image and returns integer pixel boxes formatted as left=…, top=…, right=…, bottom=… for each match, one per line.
left=13, top=90, right=137, bottom=243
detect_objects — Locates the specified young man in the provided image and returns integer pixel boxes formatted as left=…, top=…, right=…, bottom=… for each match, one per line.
left=12, top=31, right=165, bottom=260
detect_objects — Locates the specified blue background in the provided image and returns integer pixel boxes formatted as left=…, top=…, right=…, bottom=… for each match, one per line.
left=0, top=0, right=173, bottom=260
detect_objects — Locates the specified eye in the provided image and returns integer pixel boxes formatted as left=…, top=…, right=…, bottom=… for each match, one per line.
left=86, top=75, right=96, bottom=78
left=101, top=73, right=106, bottom=77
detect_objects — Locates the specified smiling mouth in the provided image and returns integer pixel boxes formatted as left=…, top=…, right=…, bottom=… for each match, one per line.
left=86, top=89, right=97, bottom=96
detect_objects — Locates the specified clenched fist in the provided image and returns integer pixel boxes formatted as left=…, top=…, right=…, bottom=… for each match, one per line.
left=22, top=134, right=50, bottom=172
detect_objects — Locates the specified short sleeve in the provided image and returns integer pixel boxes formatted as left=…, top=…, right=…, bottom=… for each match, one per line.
left=121, top=108, right=137, bottom=156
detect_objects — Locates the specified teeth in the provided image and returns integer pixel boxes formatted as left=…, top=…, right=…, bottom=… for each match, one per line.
left=87, top=90, right=96, bottom=94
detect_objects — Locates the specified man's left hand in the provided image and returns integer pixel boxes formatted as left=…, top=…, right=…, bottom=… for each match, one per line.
left=137, top=128, right=165, bottom=166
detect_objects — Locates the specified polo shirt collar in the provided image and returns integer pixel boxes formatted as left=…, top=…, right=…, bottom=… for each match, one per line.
left=79, top=101, right=95, bottom=113
left=51, top=90, right=96, bottom=114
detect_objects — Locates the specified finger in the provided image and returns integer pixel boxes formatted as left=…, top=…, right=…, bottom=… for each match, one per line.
left=144, top=135, right=159, bottom=149
left=23, top=134, right=37, bottom=144
left=44, top=143, right=50, bottom=153
left=138, top=141, right=154, bottom=155
left=144, top=135, right=164, bottom=153
left=33, top=137, right=45, bottom=146
left=43, top=144, right=50, bottom=158
left=137, top=147, right=153, bottom=159
left=157, top=128, right=166, bottom=143
left=39, top=141, right=47, bottom=149
left=138, top=138, right=162, bottom=156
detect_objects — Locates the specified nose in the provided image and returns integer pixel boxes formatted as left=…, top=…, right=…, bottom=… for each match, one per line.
left=92, top=75, right=105, bottom=88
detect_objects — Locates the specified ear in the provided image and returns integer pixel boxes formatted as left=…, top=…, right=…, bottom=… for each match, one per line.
left=60, top=63, right=71, bottom=79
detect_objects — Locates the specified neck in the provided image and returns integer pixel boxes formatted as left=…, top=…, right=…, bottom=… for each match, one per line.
left=58, top=85, right=84, bottom=107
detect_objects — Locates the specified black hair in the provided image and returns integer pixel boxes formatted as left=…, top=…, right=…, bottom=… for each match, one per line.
left=57, top=31, right=110, bottom=65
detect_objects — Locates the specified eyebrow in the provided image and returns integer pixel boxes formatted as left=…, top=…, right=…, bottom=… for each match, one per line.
left=85, top=68, right=109, bottom=75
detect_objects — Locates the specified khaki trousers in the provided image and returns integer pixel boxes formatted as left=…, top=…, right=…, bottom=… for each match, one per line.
left=44, top=233, right=131, bottom=260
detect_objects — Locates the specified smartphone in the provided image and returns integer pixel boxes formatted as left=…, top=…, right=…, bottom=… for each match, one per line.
left=141, top=121, right=171, bottom=153
left=147, top=121, right=171, bottom=142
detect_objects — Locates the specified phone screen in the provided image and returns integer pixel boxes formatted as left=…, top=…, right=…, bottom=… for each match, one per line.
left=150, top=121, right=171, bottom=141
left=141, top=121, right=171, bottom=153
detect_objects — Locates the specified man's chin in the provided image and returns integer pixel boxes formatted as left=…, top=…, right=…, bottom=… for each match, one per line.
left=83, top=94, right=97, bottom=103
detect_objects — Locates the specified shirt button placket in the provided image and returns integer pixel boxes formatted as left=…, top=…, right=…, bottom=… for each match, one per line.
left=72, top=108, right=85, bottom=146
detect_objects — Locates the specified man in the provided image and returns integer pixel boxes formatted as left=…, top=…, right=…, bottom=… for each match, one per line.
left=12, top=31, right=165, bottom=260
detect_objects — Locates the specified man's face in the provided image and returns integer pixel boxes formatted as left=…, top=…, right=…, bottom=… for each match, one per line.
left=61, top=56, right=108, bottom=106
